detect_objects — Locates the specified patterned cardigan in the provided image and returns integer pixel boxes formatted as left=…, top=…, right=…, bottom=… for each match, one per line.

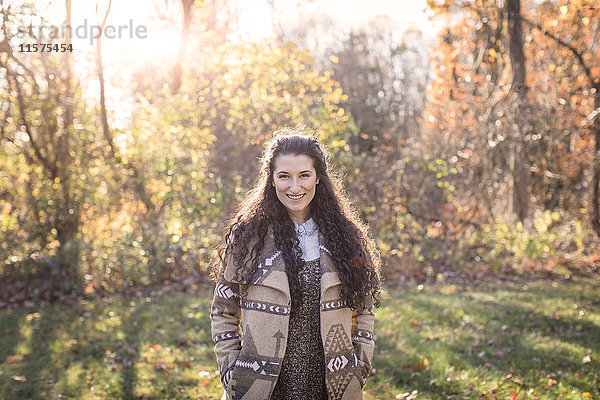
left=210, top=228, right=375, bottom=400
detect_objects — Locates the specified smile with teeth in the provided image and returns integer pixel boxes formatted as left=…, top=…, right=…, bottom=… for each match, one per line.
left=287, top=193, right=305, bottom=200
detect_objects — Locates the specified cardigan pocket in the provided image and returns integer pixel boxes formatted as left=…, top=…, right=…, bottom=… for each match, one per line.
left=224, top=355, right=242, bottom=398
left=222, top=352, right=240, bottom=389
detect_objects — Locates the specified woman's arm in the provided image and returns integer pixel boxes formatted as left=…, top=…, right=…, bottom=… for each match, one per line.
left=210, top=279, right=242, bottom=390
left=351, top=295, right=375, bottom=387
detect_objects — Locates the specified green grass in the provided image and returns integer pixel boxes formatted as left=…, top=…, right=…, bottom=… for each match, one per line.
left=1, top=277, right=599, bottom=399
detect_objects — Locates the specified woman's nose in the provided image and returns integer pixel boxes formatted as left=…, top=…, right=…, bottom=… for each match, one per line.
left=290, top=178, right=300, bottom=192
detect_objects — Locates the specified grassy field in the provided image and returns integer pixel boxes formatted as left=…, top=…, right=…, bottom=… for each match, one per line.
left=1, top=276, right=598, bottom=400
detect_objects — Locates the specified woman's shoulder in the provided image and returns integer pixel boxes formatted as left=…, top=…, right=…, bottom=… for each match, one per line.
left=222, top=226, right=275, bottom=282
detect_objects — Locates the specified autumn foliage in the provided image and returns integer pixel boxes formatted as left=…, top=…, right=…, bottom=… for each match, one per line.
left=1, top=0, right=599, bottom=305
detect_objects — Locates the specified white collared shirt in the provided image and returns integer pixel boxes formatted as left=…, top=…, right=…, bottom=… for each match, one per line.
left=293, top=217, right=320, bottom=261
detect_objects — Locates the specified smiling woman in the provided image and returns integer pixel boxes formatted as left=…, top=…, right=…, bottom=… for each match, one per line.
left=272, top=154, right=320, bottom=225
left=209, top=126, right=382, bottom=400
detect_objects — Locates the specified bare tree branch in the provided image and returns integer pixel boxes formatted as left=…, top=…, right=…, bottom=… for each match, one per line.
left=5, top=68, right=57, bottom=177
left=521, top=16, right=597, bottom=86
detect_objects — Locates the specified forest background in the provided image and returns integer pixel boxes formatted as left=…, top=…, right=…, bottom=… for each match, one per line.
left=0, top=0, right=599, bottom=305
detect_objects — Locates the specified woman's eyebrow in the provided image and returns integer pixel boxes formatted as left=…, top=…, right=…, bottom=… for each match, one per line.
left=276, top=170, right=312, bottom=174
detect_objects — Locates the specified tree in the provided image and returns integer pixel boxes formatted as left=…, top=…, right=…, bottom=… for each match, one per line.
left=328, top=19, right=429, bottom=241
left=507, top=0, right=530, bottom=222
left=426, top=0, right=599, bottom=232
left=518, top=3, right=600, bottom=235
left=152, top=0, right=234, bottom=94
left=0, top=0, right=85, bottom=292
left=171, top=0, right=195, bottom=94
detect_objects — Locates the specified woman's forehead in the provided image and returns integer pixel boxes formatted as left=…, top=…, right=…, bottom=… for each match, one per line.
left=274, top=154, right=315, bottom=172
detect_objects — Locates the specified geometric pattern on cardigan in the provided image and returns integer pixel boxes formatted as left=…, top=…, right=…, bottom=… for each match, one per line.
left=327, top=353, right=349, bottom=372
left=240, top=300, right=290, bottom=316
left=222, top=365, right=234, bottom=389
left=324, top=323, right=353, bottom=354
left=326, top=371, right=354, bottom=400
left=215, top=282, right=239, bottom=299
left=213, top=332, right=240, bottom=344
left=230, top=324, right=283, bottom=400
left=352, top=329, right=374, bottom=342
left=319, top=244, right=332, bottom=256
left=235, top=355, right=281, bottom=377
left=326, top=349, right=358, bottom=373
left=250, top=250, right=282, bottom=284
left=323, top=323, right=362, bottom=399
left=321, top=299, right=347, bottom=312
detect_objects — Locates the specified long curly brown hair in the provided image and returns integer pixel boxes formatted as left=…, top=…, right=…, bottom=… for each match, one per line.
left=211, top=126, right=382, bottom=310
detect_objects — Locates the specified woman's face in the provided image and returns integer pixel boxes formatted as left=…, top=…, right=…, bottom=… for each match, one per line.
left=272, top=154, right=320, bottom=225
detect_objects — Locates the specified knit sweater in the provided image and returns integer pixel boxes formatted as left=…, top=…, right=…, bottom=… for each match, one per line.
left=270, top=218, right=327, bottom=399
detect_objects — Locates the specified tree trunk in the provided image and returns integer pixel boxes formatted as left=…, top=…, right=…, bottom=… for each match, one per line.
left=171, top=0, right=194, bottom=94
left=56, top=0, right=81, bottom=283
left=592, top=85, right=600, bottom=235
left=507, top=0, right=530, bottom=222
left=94, top=0, right=157, bottom=224
left=96, top=2, right=112, bottom=153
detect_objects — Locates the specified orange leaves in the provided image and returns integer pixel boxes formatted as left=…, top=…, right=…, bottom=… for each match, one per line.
left=5, top=354, right=23, bottom=364
left=409, top=358, right=429, bottom=372
left=154, top=361, right=174, bottom=371
left=545, top=378, right=558, bottom=387
left=107, top=361, right=120, bottom=371
left=85, top=281, right=100, bottom=294
left=147, top=344, right=163, bottom=353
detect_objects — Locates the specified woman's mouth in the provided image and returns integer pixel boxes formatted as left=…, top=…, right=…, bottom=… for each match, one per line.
left=286, top=193, right=306, bottom=201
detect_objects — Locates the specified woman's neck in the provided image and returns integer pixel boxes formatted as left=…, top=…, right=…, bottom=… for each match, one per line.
left=289, top=213, right=311, bottom=225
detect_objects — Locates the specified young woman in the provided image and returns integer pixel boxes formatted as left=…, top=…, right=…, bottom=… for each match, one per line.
left=210, top=127, right=381, bottom=400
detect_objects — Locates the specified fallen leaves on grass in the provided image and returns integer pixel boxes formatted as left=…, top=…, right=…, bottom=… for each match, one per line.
left=5, top=355, right=23, bottom=364
left=180, top=358, right=194, bottom=368
left=148, top=344, right=163, bottom=353
left=582, top=355, right=591, bottom=364
left=545, top=378, right=558, bottom=387
left=396, top=389, right=418, bottom=399
left=107, top=361, right=120, bottom=371
left=503, top=371, right=525, bottom=387
left=410, top=359, right=429, bottom=372
left=26, top=312, right=40, bottom=321
left=11, top=375, right=27, bottom=382
left=155, top=361, right=174, bottom=371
